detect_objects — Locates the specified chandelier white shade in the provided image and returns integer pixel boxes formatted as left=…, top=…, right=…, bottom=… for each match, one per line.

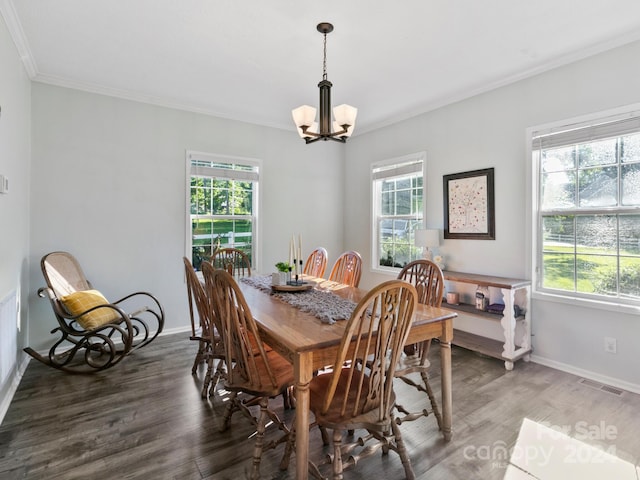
left=292, top=105, right=316, bottom=130
left=292, top=23, right=357, bottom=144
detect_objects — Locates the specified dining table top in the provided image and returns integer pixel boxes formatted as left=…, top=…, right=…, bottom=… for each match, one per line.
left=236, top=275, right=456, bottom=358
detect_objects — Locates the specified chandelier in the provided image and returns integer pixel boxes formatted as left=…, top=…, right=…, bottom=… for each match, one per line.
left=292, top=23, right=357, bottom=144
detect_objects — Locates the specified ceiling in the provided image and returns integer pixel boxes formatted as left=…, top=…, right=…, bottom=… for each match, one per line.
left=4, top=0, right=640, bottom=135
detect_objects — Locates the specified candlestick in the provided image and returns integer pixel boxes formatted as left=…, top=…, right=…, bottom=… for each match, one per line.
left=289, top=235, right=296, bottom=266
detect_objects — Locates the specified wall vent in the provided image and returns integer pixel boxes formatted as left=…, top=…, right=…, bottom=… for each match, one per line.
left=578, top=377, right=624, bottom=397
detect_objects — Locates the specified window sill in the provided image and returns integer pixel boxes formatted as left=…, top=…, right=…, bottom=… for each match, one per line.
left=533, top=290, right=640, bottom=315
left=371, top=265, right=401, bottom=276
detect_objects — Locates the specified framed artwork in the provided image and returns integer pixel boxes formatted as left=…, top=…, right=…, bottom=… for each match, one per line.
left=443, top=168, right=495, bottom=240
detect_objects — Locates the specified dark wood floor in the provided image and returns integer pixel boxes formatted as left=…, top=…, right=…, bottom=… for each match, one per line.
left=1, top=333, right=639, bottom=479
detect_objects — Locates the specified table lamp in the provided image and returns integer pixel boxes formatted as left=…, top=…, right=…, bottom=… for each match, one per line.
left=414, top=229, right=440, bottom=261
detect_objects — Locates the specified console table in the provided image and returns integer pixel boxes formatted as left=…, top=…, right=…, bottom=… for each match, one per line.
left=442, top=270, right=532, bottom=370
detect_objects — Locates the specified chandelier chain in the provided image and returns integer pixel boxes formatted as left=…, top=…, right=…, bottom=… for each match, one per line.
left=322, top=32, right=328, bottom=81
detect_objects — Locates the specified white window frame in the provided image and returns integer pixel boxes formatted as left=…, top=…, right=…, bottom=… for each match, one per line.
left=371, top=152, right=426, bottom=274
left=529, top=104, right=640, bottom=313
left=185, top=150, right=261, bottom=270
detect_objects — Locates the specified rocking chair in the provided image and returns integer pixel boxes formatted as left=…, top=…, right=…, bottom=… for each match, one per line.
left=24, top=251, right=165, bottom=373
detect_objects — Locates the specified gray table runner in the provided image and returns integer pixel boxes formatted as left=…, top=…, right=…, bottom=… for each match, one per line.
left=240, top=275, right=356, bottom=324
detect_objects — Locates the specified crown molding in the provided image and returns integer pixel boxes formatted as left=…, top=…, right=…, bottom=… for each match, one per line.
left=0, top=0, right=37, bottom=77
left=358, top=28, right=640, bottom=136
left=31, top=72, right=296, bottom=132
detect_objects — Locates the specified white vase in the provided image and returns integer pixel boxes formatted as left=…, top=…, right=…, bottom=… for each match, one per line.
left=272, top=272, right=287, bottom=286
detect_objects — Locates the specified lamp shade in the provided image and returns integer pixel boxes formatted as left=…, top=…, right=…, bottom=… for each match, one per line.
left=414, top=229, right=440, bottom=248
left=333, top=104, right=357, bottom=129
left=292, top=105, right=317, bottom=128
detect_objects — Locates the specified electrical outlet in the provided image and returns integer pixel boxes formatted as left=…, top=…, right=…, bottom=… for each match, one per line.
left=604, top=337, right=617, bottom=354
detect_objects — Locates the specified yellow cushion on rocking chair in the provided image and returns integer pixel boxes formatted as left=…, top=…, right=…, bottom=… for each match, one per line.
left=60, top=289, right=122, bottom=330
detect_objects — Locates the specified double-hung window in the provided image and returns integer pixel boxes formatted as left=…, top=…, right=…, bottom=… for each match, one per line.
left=372, top=152, right=426, bottom=271
left=187, top=151, right=259, bottom=271
left=532, top=109, right=640, bottom=306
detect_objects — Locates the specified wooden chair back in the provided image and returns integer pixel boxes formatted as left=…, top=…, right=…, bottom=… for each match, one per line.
left=328, top=250, right=362, bottom=287
left=397, top=259, right=444, bottom=307
left=205, top=268, right=279, bottom=395
left=200, top=262, right=224, bottom=337
left=303, top=247, right=328, bottom=278
left=183, top=257, right=212, bottom=339
left=210, top=248, right=251, bottom=278
left=319, top=279, right=417, bottom=422
left=41, top=251, right=92, bottom=298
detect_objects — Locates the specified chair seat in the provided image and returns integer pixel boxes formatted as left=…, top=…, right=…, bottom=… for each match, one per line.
left=226, top=348, right=293, bottom=398
left=247, top=330, right=273, bottom=355
left=310, top=369, right=396, bottom=430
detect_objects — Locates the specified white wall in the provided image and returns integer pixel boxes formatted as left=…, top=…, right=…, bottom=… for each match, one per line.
left=0, top=13, right=31, bottom=418
left=28, top=83, right=345, bottom=351
left=345, top=40, right=640, bottom=390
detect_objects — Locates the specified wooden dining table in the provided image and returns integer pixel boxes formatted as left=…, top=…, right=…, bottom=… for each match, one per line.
left=237, top=276, right=457, bottom=480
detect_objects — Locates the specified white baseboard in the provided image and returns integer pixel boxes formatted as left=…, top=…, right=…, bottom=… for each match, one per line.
left=530, top=354, right=640, bottom=395
left=159, top=325, right=191, bottom=336
left=0, top=353, right=31, bottom=426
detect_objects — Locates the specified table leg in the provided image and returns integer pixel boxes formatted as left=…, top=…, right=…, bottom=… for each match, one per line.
left=294, top=352, right=313, bottom=480
left=440, top=340, right=453, bottom=441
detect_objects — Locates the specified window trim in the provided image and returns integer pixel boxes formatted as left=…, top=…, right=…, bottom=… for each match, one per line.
left=528, top=103, right=640, bottom=313
left=185, top=150, right=262, bottom=270
left=370, top=151, right=427, bottom=274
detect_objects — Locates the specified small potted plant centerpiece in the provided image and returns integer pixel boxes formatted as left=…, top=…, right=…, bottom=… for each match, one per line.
left=273, top=262, right=291, bottom=286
